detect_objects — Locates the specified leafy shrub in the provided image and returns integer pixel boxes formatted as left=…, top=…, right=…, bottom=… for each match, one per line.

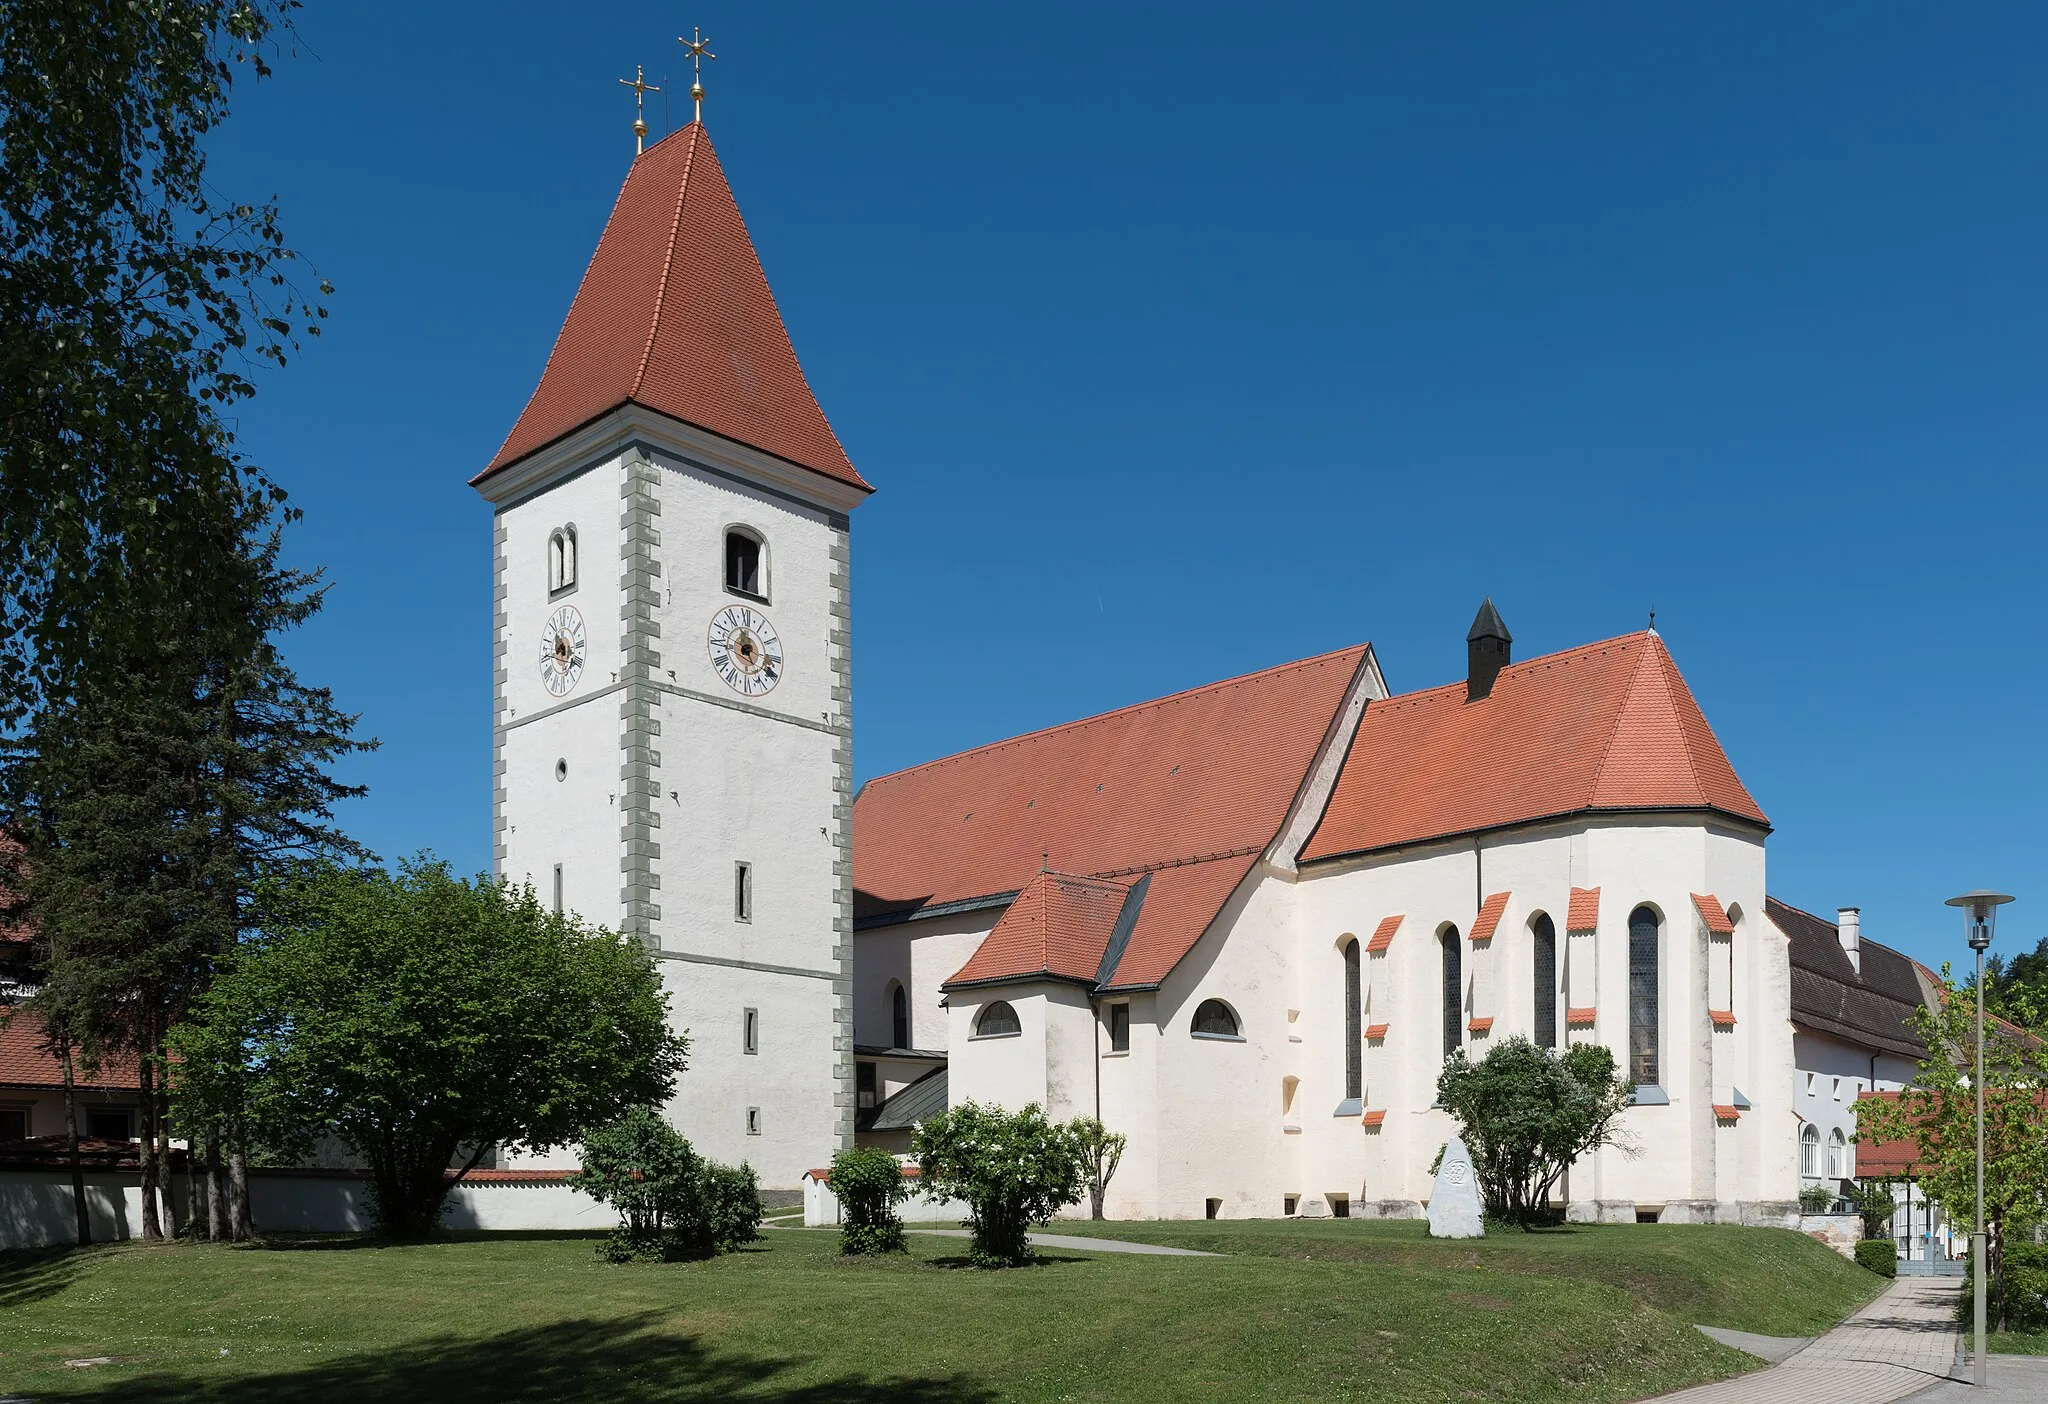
left=913, top=1100, right=1085, bottom=1268
left=2007, top=1242, right=2048, bottom=1330
left=1434, top=1036, right=1633, bottom=1228
left=572, top=1106, right=761, bottom=1262
left=1852, top=1180, right=1898, bottom=1239
left=1799, top=1183, right=1838, bottom=1214
left=830, top=1146, right=909, bottom=1254
left=1854, top=1238, right=1897, bottom=1278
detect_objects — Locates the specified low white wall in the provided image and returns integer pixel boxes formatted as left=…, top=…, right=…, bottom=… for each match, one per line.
left=0, top=1170, right=143, bottom=1249
left=802, top=1173, right=971, bottom=1228
left=2, top=1170, right=613, bottom=1246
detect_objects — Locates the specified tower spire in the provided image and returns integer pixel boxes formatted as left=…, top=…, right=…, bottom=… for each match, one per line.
left=618, top=65, right=661, bottom=155
left=679, top=27, right=716, bottom=123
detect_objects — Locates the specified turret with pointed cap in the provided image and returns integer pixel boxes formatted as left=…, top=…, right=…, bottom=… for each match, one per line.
left=1466, top=597, right=1512, bottom=701
left=474, top=123, right=870, bottom=495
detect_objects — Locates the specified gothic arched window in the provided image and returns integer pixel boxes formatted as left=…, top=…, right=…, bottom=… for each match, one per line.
left=891, top=981, right=910, bottom=1050
left=1531, top=913, right=1557, bottom=1050
left=1341, top=937, right=1362, bottom=1101
left=725, top=527, right=766, bottom=599
left=1628, top=906, right=1660, bottom=1086
left=1440, top=926, right=1463, bottom=1059
left=1191, top=999, right=1240, bottom=1039
left=975, top=1000, right=1020, bottom=1038
left=1800, top=1123, right=1821, bottom=1177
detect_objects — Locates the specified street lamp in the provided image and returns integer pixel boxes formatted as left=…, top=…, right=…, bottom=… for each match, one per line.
left=1946, top=888, right=2014, bottom=1389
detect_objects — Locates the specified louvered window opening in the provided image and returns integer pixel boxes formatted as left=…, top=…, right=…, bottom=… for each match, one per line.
left=1343, top=939, right=1362, bottom=1100
left=1440, top=927, right=1462, bottom=1059
left=1532, top=914, right=1557, bottom=1049
left=1629, top=906, right=1660, bottom=1086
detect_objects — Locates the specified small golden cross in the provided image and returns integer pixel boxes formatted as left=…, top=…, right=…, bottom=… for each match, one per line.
left=678, top=27, right=716, bottom=123
left=618, top=65, right=662, bottom=155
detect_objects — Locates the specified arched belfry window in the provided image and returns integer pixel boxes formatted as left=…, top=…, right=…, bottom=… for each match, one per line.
left=1191, top=999, right=1240, bottom=1039
left=891, top=981, right=910, bottom=1050
left=725, top=527, right=765, bottom=599
left=549, top=526, right=577, bottom=594
left=1628, top=905, right=1660, bottom=1087
left=1342, top=938, right=1362, bottom=1101
left=1440, top=926, right=1462, bottom=1059
left=1531, top=913, right=1557, bottom=1050
left=975, top=1000, right=1020, bottom=1038
left=1800, top=1123, right=1821, bottom=1177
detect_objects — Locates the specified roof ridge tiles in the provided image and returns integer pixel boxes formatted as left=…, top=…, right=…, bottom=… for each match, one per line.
left=860, top=644, right=1370, bottom=791
left=630, top=123, right=700, bottom=401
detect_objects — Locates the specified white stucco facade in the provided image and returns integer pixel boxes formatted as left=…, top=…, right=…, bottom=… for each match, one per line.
left=483, top=408, right=867, bottom=1191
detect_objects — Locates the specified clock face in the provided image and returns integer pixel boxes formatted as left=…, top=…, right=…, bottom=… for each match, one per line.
left=708, top=604, right=783, bottom=697
left=538, top=604, right=587, bottom=697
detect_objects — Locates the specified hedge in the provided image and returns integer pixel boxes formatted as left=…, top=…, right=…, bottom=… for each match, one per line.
left=1854, top=1239, right=1897, bottom=1278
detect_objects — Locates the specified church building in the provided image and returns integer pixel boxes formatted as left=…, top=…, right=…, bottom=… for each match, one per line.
left=472, top=107, right=1923, bottom=1233
left=854, top=612, right=1805, bottom=1222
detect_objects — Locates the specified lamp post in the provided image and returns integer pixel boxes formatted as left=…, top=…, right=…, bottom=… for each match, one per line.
left=1946, top=888, right=2013, bottom=1389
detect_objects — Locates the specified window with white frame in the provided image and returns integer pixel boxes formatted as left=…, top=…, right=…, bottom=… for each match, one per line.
left=725, top=528, right=766, bottom=599
left=1827, top=1127, right=1846, bottom=1179
left=549, top=526, right=578, bottom=594
left=1800, top=1123, right=1821, bottom=1177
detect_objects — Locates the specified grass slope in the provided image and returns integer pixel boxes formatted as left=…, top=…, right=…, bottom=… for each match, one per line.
left=1049, top=1219, right=1882, bottom=1338
left=0, top=1223, right=1878, bottom=1403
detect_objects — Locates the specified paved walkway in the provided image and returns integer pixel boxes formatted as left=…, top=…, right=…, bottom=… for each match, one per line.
left=905, top=1228, right=1216, bottom=1257
left=1652, top=1276, right=1961, bottom=1403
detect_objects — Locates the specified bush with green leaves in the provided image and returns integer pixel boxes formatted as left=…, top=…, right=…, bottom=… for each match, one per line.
left=2007, top=1242, right=2048, bottom=1331
left=171, top=858, right=687, bottom=1239
left=1799, top=1183, right=1838, bottom=1214
left=1854, top=1238, right=1898, bottom=1278
left=1434, top=1036, right=1634, bottom=1228
left=829, top=1146, right=909, bottom=1255
left=913, top=1101, right=1085, bottom=1268
left=571, top=1105, right=761, bottom=1262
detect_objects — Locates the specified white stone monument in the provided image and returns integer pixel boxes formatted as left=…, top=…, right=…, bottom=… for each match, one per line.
left=1427, top=1134, right=1485, bottom=1239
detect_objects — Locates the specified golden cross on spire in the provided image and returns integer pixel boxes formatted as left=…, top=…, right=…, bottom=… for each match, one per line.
left=678, top=27, right=716, bottom=123
left=618, top=65, right=661, bottom=155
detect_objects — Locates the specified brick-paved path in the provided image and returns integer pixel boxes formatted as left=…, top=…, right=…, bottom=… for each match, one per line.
left=1649, top=1275, right=1961, bottom=1403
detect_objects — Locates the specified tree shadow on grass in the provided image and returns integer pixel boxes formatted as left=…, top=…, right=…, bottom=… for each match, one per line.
left=0, top=1245, right=92, bottom=1309
left=27, top=1311, right=1001, bottom=1404
left=921, top=1253, right=1095, bottom=1270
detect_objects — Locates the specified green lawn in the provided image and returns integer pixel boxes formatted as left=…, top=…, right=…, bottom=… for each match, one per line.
left=0, top=1221, right=1883, bottom=1403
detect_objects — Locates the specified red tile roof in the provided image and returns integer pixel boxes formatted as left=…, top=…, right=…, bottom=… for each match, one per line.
left=856, top=646, right=1371, bottom=987
left=1712, top=1104, right=1742, bottom=1122
left=0, top=1009, right=140, bottom=1091
left=1567, top=887, right=1601, bottom=933
left=1302, top=632, right=1766, bottom=861
left=477, top=124, right=868, bottom=492
left=1361, top=1109, right=1388, bottom=1129
left=946, top=871, right=1130, bottom=988
left=1364, top=914, right=1403, bottom=954
left=1467, top=1016, right=1494, bottom=1035
left=1709, top=1009, right=1737, bottom=1029
left=1691, top=893, right=1735, bottom=936
left=1566, top=1007, right=1598, bottom=1027
left=1469, top=892, right=1510, bottom=943
left=1363, top=1023, right=1389, bottom=1040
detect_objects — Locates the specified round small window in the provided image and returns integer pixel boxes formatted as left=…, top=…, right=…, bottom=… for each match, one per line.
left=555, top=758, right=568, bottom=782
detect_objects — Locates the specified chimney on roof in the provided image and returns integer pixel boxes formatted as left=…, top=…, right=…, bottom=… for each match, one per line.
left=1837, top=907, right=1861, bottom=976
left=1466, top=598, right=1512, bottom=702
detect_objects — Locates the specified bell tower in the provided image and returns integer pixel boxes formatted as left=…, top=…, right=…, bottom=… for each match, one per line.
left=473, top=115, right=873, bottom=1191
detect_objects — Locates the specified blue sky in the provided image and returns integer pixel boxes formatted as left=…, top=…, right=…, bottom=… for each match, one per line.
left=209, top=3, right=2045, bottom=973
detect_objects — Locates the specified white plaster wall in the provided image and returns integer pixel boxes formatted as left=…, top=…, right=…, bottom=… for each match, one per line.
left=497, top=453, right=627, bottom=930
left=649, top=449, right=841, bottom=732
left=854, top=907, right=1001, bottom=1053
left=659, top=957, right=840, bottom=1186
left=0, top=1171, right=142, bottom=1249
left=1794, top=1030, right=1915, bottom=1183
left=948, top=987, right=1051, bottom=1112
